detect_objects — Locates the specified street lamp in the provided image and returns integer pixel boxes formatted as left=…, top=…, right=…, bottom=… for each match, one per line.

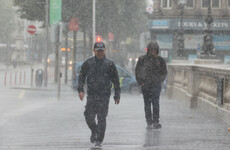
left=44, top=0, right=49, bottom=87
left=199, top=0, right=215, bottom=59
left=93, top=0, right=96, bottom=45
left=176, top=0, right=187, bottom=59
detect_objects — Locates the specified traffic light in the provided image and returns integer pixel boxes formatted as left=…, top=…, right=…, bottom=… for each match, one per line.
left=96, top=36, right=102, bottom=42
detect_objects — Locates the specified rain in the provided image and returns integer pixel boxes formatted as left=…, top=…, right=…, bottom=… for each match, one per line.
left=0, top=0, right=230, bottom=149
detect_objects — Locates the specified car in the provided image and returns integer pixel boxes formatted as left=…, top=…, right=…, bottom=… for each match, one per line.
left=61, top=57, right=73, bottom=67
left=72, top=62, right=141, bottom=95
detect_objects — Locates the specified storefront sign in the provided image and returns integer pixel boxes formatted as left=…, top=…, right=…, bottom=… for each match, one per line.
left=160, top=50, right=168, bottom=58
left=150, top=20, right=169, bottom=29
left=150, top=19, right=230, bottom=30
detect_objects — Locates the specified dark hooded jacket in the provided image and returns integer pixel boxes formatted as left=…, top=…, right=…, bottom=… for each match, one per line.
left=77, top=56, right=120, bottom=100
left=135, top=54, right=167, bottom=86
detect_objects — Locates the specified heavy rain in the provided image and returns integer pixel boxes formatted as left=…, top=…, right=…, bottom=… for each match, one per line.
left=0, top=0, right=230, bottom=149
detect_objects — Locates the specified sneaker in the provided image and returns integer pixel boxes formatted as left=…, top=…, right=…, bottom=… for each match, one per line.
left=90, top=131, right=97, bottom=143
left=153, top=123, right=161, bottom=129
left=146, top=125, right=153, bottom=130
left=95, top=141, right=102, bottom=148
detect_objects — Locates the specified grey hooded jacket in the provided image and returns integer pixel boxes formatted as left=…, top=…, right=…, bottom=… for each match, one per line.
left=135, top=54, right=167, bottom=86
left=77, top=56, right=120, bottom=100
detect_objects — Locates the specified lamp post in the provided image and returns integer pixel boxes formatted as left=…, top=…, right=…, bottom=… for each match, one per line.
left=93, top=0, right=96, bottom=45
left=176, top=0, right=187, bottom=59
left=44, top=0, right=49, bottom=87
left=199, top=0, right=215, bottom=59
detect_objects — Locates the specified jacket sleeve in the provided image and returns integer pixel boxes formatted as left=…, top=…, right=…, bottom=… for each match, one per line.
left=159, top=58, right=167, bottom=83
left=110, top=63, right=120, bottom=100
left=135, top=57, right=144, bottom=85
left=77, top=61, right=88, bottom=93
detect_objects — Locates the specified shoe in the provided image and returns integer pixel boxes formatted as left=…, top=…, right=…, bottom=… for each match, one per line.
left=153, top=123, right=161, bottom=129
left=95, top=141, right=102, bottom=148
left=146, top=125, right=153, bottom=130
left=90, top=131, right=97, bottom=143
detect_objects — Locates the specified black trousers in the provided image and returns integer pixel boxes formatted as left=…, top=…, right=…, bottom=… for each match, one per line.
left=84, top=95, right=110, bottom=143
left=142, top=83, right=161, bottom=125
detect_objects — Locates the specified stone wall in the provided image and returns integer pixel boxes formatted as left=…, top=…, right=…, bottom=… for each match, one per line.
left=167, top=64, right=230, bottom=123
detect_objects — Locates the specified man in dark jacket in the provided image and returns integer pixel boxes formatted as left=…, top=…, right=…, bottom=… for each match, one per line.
left=77, top=41, right=120, bottom=148
left=135, top=41, right=167, bottom=130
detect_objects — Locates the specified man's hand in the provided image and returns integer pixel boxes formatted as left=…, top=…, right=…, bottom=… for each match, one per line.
left=115, top=99, right=120, bottom=105
left=78, top=92, right=85, bottom=101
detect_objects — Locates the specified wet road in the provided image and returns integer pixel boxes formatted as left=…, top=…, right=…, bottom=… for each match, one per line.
left=0, top=85, right=230, bottom=150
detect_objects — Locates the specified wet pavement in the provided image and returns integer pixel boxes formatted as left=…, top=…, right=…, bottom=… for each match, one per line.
left=0, top=86, right=230, bottom=150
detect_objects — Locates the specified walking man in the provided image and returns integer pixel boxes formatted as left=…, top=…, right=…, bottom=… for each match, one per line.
left=135, top=41, right=167, bottom=130
left=78, top=41, right=120, bottom=148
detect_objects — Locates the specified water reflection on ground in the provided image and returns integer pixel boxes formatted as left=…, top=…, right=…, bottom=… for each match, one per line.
left=143, top=130, right=161, bottom=149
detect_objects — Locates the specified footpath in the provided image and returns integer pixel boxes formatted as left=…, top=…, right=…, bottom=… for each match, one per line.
left=0, top=63, right=56, bottom=89
left=0, top=86, right=230, bottom=150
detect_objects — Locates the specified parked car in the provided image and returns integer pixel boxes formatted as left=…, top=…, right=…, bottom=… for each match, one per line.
left=72, top=62, right=141, bottom=95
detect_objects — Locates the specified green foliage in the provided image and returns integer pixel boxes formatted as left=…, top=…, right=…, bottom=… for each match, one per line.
left=62, top=0, right=92, bottom=29
left=96, top=0, right=148, bottom=42
left=0, top=0, right=16, bottom=42
left=14, top=0, right=148, bottom=45
left=14, top=0, right=46, bottom=21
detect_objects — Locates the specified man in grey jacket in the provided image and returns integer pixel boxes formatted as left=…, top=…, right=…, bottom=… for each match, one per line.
left=135, top=41, right=167, bottom=130
left=78, top=41, right=120, bottom=148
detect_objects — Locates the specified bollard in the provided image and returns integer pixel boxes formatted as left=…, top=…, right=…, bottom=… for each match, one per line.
left=24, top=71, right=26, bottom=85
left=10, top=72, right=12, bottom=86
left=31, top=69, right=34, bottom=87
left=217, top=78, right=224, bottom=106
left=43, top=71, right=45, bottom=80
left=15, top=72, right=17, bottom=85
left=4, top=72, right=7, bottom=86
left=20, top=72, right=22, bottom=85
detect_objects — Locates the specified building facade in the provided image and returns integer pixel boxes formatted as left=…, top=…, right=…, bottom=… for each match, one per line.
left=148, top=0, right=230, bottom=63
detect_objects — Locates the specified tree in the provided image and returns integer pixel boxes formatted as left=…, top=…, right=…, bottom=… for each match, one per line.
left=14, top=0, right=148, bottom=49
left=0, top=0, right=16, bottom=43
left=14, top=0, right=46, bottom=22
left=96, top=0, right=148, bottom=48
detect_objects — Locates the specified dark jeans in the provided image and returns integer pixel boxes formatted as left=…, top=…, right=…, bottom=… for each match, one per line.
left=142, top=83, right=161, bottom=125
left=84, top=95, right=110, bottom=143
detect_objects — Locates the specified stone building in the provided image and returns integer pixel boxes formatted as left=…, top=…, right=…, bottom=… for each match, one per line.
left=147, top=0, right=230, bottom=63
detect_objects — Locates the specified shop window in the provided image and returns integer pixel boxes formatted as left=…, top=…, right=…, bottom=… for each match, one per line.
left=186, top=0, right=194, bottom=8
left=202, top=0, right=220, bottom=8
left=162, top=0, right=172, bottom=8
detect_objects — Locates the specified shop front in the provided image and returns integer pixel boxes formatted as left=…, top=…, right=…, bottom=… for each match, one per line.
left=149, top=19, right=230, bottom=63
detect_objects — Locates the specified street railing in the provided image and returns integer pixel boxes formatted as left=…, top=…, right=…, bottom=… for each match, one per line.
left=167, top=63, right=230, bottom=112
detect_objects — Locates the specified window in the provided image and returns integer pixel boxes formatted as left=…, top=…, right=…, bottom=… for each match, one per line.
left=186, top=0, right=194, bottom=8
left=202, top=0, right=209, bottom=7
left=228, top=0, right=230, bottom=7
left=212, top=0, right=219, bottom=7
left=162, top=0, right=172, bottom=8
left=202, top=0, right=220, bottom=8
